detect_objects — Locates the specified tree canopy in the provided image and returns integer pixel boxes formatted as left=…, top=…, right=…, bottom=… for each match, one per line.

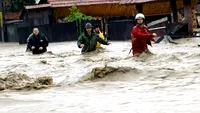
left=4, top=0, right=48, bottom=12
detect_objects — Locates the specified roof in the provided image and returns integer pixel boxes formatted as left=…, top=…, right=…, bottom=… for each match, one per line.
left=5, top=12, right=21, bottom=20
left=48, top=0, right=120, bottom=7
left=22, top=0, right=198, bottom=17
left=25, top=4, right=51, bottom=9
left=120, top=0, right=158, bottom=4
left=24, top=0, right=161, bottom=8
left=25, top=0, right=197, bottom=9
left=5, top=20, right=23, bottom=24
left=47, top=0, right=160, bottom=7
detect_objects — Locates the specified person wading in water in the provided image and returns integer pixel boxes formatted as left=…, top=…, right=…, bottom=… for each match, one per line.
left=27, top=28, right=49, bottom=54
left=94, top=24, right=105, bottom=48
left=131, top=13, right=157, bottom=56
left=77, top=22, right=111, bottom=54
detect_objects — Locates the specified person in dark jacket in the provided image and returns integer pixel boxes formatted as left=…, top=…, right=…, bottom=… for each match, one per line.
left=77, top=23, right=111, bottom=53
left=27, top=28, right=49, bottom=54
left=131, top=13, right=157, bottom=56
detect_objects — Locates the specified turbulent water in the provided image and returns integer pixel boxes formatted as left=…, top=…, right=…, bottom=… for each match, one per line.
left=1, top=38, right=200, bottom=113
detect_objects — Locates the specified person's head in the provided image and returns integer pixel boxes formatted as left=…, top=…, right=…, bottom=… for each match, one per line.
left=85, top=22, right=93, bottom=34
left=94, top=24, right=101, bottom=33
left=33, top=28, right=39, bottom=36
left=135, top=13, right=145, bottom=25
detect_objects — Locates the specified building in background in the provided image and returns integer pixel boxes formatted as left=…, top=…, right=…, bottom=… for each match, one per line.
left=1, top=0, right=199, bottom=43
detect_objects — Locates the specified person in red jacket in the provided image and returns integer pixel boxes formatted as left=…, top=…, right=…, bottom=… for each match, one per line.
left=131, top=13, right=157, bottom=56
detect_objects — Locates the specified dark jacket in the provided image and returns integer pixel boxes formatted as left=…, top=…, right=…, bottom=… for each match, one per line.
left=77, top=30, right=108, bottom=53
left=27, top=33, right=48, bottom=54
left=26, top=33, right=34, bottom=52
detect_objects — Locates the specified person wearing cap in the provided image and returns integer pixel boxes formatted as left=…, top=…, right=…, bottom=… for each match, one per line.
left=131, top=13, right=157, bottom=56
left=94, top=24, right=105, bottom=48
left=77, top=22, right=111, bottom=53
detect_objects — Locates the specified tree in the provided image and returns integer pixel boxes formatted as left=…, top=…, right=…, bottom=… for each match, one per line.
left=4, top=0, right=35, bottom=12
left=64, top=6, right=93, bottom=35
left=4, top=0, right=47, bottom=12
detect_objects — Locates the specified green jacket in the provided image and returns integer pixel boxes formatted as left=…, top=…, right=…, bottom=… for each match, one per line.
left=77, top=31, right=108, bottom=53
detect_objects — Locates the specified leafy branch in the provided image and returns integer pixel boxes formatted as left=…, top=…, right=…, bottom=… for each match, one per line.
left=64, top=6, right=92, bottom=22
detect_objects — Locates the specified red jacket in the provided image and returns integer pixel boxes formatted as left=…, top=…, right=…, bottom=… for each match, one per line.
left=131, top=25, right=155, bottom=55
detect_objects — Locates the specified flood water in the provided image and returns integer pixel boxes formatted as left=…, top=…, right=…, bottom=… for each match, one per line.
left=1, top=38, right=200, bottom=113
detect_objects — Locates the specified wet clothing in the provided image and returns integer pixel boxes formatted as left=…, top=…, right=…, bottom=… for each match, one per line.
left=27, top=33, right=48, bottom=54
left=77, top=31, right=108, bottom=53
left=96, top=31, right=105, bottom=48
left=26, top=33, right=34, bottom=52
left=131, top=25, right=155, bottom=55
left=27, top=33, right=33, bottom=42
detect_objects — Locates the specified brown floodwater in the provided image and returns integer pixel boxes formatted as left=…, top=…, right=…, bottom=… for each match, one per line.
left=0, top=38, right=200, bottom=113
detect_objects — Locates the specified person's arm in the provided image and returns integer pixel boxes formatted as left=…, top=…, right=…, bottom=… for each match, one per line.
left=27, top=33, right=33, bottom=43
left=144, top=27, right=156, bottom=42
left=99, top=32, right=105, bottom=40
left=42, top=34, right=48, bottom=47
left=97, top=35, right=108, bottom=45
left=133, top=27, right=154, bottom=39
left=27, top=37, right=33, bottom=49
left=77, top=34, right=83, bottom=48
left=131, top=30, right=134, bottom=39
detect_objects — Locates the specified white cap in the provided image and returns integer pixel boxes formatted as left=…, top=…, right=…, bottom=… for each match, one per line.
left=135, top=13, right=145, bottom=20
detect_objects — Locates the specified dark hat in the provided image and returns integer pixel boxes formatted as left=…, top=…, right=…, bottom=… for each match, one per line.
left=85, top=22, right=93, bottom=29
left=94, top=24, right=101, bottom=29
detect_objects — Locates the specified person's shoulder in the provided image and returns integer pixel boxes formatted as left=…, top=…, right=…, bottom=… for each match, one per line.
left=40, top=33, right=47, bottom=38
left=93, top=32, right=99, bottom=37
left=99, top=31, right=104, bottom=35
left=28, top=33, right=34, bottom=40
left=143, top=25, right=149, bottom=29
left=132, top=25, right=139, bottom=30
left=79, top=32, right=85, bottom=37
left=78, top=32, right=86, bottom=40
left=40, top=33, right=46, bottom=36
left=29, top=33, right=33, bottom=37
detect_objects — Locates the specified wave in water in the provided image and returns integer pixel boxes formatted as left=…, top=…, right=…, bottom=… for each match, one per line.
left=0, top=72, right=53, bottom=91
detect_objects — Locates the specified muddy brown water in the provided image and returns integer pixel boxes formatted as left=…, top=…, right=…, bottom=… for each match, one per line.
left=0, top=39, right=200, bottom=113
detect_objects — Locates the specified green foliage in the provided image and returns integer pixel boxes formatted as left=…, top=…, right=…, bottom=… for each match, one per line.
left=64, top=6, right=92, bottom=22
left=4, top=0, right=48, bottom=12
left=64, top=6, right=93, bottom=35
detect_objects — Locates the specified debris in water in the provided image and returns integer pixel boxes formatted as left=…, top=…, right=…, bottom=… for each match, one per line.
left=46, top=51, right=53, bottom=55
left=40, top=60, right=47, bottom=64
left=0, top=78, right=5, bottom=90
left=0, top=72, right=53, bottom=91
left=79, top=65, right=134, bottom=82
left=58, top=60, right=64, bottom=62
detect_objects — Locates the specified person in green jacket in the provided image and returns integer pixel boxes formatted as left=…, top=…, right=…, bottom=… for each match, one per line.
left=77, top=22, right=111, bottom=53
